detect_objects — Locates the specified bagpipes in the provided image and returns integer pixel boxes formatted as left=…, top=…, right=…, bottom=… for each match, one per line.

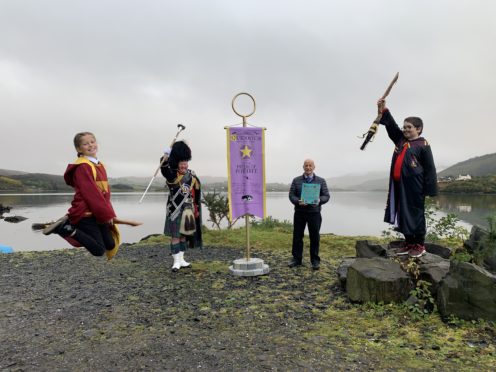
left=359, top=72, right=399, bottom=150
left=139, top=123, right=189, bottom=203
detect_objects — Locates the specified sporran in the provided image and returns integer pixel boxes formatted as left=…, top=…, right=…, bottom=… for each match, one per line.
left=179, top=207, right=196, bottom=236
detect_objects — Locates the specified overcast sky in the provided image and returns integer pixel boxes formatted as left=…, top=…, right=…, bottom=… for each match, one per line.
left=1, top=0, right=495, bottom=182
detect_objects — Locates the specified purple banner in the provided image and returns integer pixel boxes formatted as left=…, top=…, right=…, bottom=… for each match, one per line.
left=226, top=127, right=266, bottom=220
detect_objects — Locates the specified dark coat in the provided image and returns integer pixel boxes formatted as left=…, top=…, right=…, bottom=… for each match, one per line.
left=289, top=173, right=330, bottom=213
left=380, top=110, right=438, bottom=235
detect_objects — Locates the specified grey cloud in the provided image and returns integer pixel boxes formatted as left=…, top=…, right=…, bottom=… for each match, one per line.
left=1, top=0, right=495, bottom=182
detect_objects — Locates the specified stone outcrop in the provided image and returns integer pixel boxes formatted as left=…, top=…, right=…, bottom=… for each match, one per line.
left=339, top=240, right=496, bottom=322
left=437, top=261, right=496, bottom=321
left=346, top=257, right=413, bottom=303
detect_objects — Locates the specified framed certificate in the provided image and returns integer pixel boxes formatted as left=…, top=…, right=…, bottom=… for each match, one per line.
left=301, top=183, right=320, bottom=205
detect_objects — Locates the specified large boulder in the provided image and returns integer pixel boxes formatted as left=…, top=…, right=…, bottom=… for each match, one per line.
left=355, top=240, right=388, bottom=258
left=437, top=261, right=496, bottom=321
left=346, top=257, right=414, bottom=303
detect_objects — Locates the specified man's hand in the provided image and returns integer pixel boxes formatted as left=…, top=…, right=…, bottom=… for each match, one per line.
left=298, top=200, right=307, bottom=206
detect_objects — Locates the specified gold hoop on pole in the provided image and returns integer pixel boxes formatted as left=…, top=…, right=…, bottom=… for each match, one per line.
left=231, top=92, right=256, bottom=124
left=231, top=92, right=256, bottom=260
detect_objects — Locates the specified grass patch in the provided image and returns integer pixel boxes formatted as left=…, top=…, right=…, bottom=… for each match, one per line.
left=132, top=225, right=495, bottom=369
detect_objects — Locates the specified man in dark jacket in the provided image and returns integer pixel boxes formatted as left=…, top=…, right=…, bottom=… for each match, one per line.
left=288, top=159, right=330, bottom=270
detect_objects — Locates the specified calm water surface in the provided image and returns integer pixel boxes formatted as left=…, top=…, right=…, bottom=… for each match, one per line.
left=0, top=192, right=491, bottom=252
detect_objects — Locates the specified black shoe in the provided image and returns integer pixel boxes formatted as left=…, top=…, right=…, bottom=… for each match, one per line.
left=57, top=221, right=75, bottom=237
left=312, top=262, right=320, bottom=270
left=288, top=259, right=302, bottom=268
left=43, top=215, right=69, bottom=235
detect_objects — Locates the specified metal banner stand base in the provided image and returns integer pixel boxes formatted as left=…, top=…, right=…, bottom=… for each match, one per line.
left=229, top=257, right=270, bottom=276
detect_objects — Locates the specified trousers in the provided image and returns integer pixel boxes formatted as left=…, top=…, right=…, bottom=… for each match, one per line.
left=292, top=211, right=322, bottom=264
left=74, top=217, right=115, bottom=256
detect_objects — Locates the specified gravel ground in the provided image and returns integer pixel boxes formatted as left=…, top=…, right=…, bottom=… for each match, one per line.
left=0, top=243, right=360, bottom=371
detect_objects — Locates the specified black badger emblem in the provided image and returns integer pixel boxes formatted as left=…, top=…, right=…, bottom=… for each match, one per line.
left=242, top=195, right=253, bottom=201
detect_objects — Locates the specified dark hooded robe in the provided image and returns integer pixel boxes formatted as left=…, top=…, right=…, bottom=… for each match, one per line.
left=380, top=110, right=438, bottom=235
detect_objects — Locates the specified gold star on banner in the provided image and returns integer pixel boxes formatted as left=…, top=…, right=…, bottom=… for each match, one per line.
left=240, top=145, right=253, bottom=158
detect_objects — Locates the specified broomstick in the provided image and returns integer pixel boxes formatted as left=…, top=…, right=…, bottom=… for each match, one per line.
left=360, top=72, right=399, bottom=150
left=32, top=217, right=142, bottom=231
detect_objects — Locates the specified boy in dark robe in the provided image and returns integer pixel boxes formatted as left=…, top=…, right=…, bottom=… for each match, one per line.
left=378, top=99, right=438, bottom=258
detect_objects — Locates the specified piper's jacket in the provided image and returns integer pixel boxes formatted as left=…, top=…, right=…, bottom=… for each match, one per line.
left=380, top=110, right=438, bottom=235
left=64, top=157, right=116, bottom=225
left=289, top=174, right=330, bottom=213
left=160, top=157, right=203, bottom=248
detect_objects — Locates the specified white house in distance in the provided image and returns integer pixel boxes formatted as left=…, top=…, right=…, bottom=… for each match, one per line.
left=456, top=174, right=472, bottom=181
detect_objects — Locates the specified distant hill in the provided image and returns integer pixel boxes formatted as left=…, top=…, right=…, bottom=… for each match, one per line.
left=438, top=175, right=496, bottom=194
left=327, top=171, right=389, bottom=191
left=0, top=173, right=72, bottom=192
left=438, top=153, right=496, bottom=177
left=110, top=175, right=229, bottom=187
left=0, top=169, right=29, bottom=176
left=351, top=178, right=389, bottom=191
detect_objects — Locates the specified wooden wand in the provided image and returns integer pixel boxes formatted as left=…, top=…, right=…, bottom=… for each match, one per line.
left=360, top=72, right=399, bottom=150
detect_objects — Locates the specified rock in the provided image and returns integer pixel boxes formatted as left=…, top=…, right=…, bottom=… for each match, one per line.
left=355, top=240, right=388, bottom=258
left=4, top=215, right=28, bottom=223
left=139, top=234, right=163, bottom=242
left=437, top=261, right=496, bottom=321
left=463, top=225, right=496, bottom=274
left=483, top=251, right=496, bottom=275
left=405, top=293, right=434, bottom=313
left=337, top=258, right=356, bottom=289
left=464, top=225, right=488, bottom=254
left=417, top=253, right=451, bottom=295
left=346, top=257, right=414, bottom=303
left=424, top=243, right=452, bottom=259
left=0, top=203, right=11, bottom=215
left=388, top=240, right=405, bottom=249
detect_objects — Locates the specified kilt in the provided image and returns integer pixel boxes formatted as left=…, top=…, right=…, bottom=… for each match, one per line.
left=164, top=208, right=183, bottom=238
